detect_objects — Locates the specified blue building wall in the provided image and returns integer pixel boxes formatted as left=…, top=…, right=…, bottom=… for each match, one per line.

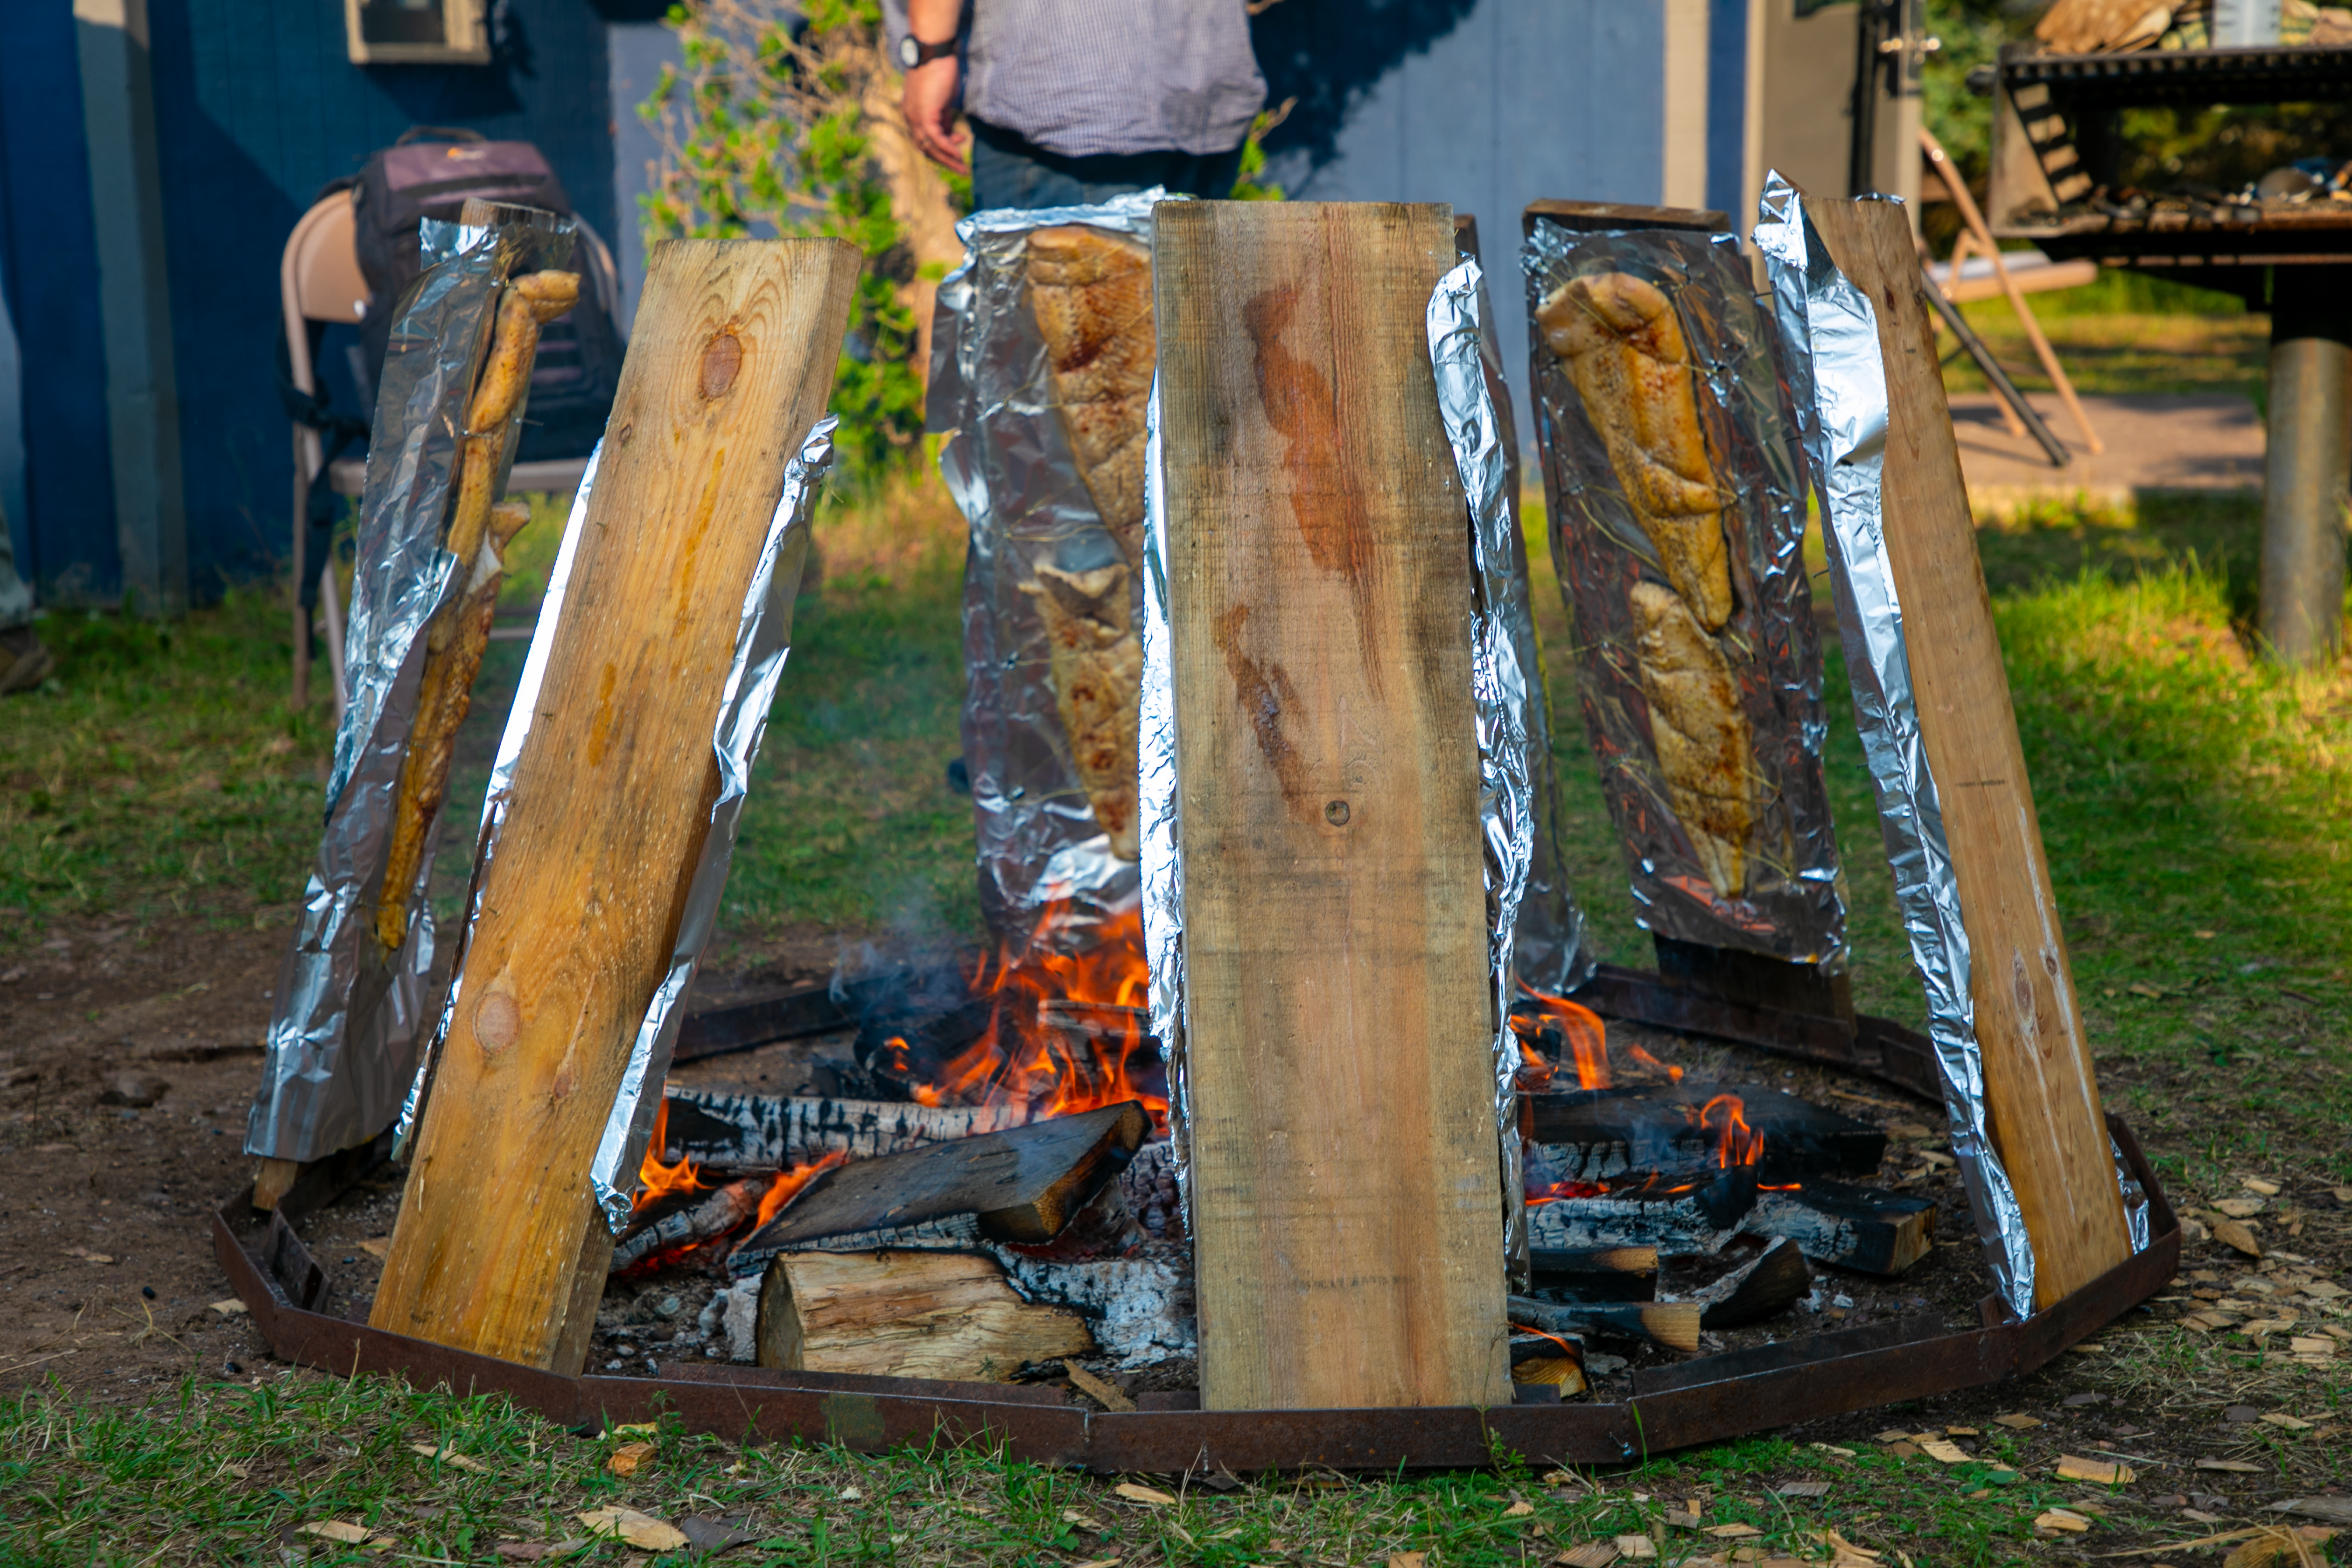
left=0, top=4, right=119, bottom=601
left=1251, top=0, right=1729, bottom=439
left=0, top=0, right=616, bottom=606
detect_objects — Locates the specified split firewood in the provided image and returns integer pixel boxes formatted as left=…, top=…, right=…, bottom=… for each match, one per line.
left=1510, top=1335, right=1589, bottom=1395
left=733, top=1101, right=1148, bottom=1254
left=658, top=1087, right=1025, bottom=1170
left=1527, top=1165, right=1757, bottom=1254
left=1527, top=1246, right=1659, bottom=1303
left=372, top=266, right=575, bottom=956
left=989, top=1252, right=1196, bottom=1367
left=1510, top=1294, right=1701, bottom=1355
left=609, top=1177, right=765, bottom=1273
left=1691, top=1236, right=1811, bottom=1330
left=755, top=1249, right=1094, bottom=1380
left=1526, top=1084, right=1888, bottom=1186
left=1744, top=1180, right=1935, bottom=1275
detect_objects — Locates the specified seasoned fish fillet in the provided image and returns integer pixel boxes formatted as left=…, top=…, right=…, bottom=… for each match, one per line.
left=1630, top=581, right=1752, bottom=897
left=1021, top=560, right=1144, bottom=861
left=1540, top=272, right=1735, bottom=630
left=1028, top=226, right=1155, bottom=569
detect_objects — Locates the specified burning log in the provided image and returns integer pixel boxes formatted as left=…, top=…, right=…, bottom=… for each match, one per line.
left=611, top=1177, right=765, bottom=1273
left=732, top=1102, right=1148, bottom=1257
left=1744, top=1180, right=1936, bottom=1276
left=1527, top=1246, right=1659, bottom=1302
left=1509, top=1295, right=1701, bottom=1355
left=754, top=1250, right=1094, bottom=1380
left=1527, top=1166, right=1757, bottom=1254
left=1510, top=1336, right=1588, bottom=1394
left=1524, top=1084, right=1887, bottom=1185
left=368, top=238, right=861, bottom=1373
left=1693, top=1236, right=1812, bottom=1330
left=1155, top=199, right=1511, bottom=1412
left=658, top=1087, right=1027, bottom=1170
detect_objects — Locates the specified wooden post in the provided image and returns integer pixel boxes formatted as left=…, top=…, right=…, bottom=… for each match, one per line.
left=1154, top=201, right=1510, bottom=1411
left=368, top=237, right=860, bottom=1371
left=1802, top=196, right=2131, bottom=1310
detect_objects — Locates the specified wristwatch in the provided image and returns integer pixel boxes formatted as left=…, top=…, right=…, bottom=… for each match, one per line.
left=897, top=33, right=956, bottom=68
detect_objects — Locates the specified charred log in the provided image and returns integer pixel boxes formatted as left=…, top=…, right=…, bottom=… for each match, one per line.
left=1527, top=1246, right=1658, bottom=1302
left=1509, top=1295, right=1701, bottom=1354
left=1524, top=1083, right=1886, bottom=1185
left=1744, top=1180, right=1936, bottom=1275
left=1693, top=1236, right=1811, bottom=1329
left=1527, top=1165, right=1756, bottom=1253
left=612, top=1178, right=764, bottom=1273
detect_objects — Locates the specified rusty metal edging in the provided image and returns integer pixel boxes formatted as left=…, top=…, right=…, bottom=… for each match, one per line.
left=212, top=1115, right=2175, bottom=1473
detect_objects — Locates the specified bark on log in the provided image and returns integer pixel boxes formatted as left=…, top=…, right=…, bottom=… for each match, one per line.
left=611, top=1178, right=764, bottom=1273
left=755, top=1249, right=1094, bottom=1380
left=659, top=1087, right=1024, bottom=1169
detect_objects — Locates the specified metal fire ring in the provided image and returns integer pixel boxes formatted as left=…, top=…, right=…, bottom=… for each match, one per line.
left=213, top=1114, right=2176, bottom=1472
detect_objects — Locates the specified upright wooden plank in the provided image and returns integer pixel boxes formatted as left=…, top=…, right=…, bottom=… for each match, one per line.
left=1801, top=196, right=2131, bottom=1309
left=1155, top=201, right=1510, bottom=1411
left=370, top=238, right=861, bottom=1370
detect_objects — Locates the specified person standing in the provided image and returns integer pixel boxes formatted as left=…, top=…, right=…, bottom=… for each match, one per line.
left=0, top=500, right=51, bottom=694
left=893, top=0, right=1265, bottom=210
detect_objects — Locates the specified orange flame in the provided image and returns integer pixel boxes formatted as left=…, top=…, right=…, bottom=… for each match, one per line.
left=1509, top=984, right=1611, bottom=1090
left=1626, top=1044, right=1684, bottom=1084
left=892, top=897, right=1169, bottom=1134
left=633, top=1094, right=708, bottom=1211
left=1692, top=1093, right=1763, bottom=1169
left=752, top=1150, right=848, bottom=1230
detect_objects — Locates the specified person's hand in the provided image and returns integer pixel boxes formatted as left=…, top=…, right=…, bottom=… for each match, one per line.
left=903, top=56, right=970, bottom=175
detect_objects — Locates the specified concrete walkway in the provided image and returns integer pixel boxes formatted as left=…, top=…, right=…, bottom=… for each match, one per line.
left=1949, top=392, right=2264, bottom=510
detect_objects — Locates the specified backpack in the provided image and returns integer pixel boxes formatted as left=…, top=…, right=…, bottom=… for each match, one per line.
left=350, top=126, right=625, bottom=462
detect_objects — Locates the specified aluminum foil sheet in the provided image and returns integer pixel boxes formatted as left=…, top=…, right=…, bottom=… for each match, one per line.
left=1752, top=176, right=2039, bottom=1317
left=1523, top=217, right=1846, bottom=966
left=1456, top=233, right=1593, bottom=997
left=246, top=210, right=572, bottom=1164
left=1429, top=258, right=1538, bottom=1275
left=1136, top=262, right=1542, bottom=1269
left=928, top=189, right=1173, bottom=952
left=393, top=419, right=839, bottom=1234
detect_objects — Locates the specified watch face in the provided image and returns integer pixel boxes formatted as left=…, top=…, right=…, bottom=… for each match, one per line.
left=898, top=34, right=919, bottom=67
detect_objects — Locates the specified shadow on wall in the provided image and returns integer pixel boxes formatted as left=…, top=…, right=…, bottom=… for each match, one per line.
left=1249, top=0, right=1481, bottom=170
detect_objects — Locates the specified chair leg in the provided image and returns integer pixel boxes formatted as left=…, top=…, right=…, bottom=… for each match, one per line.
left=292, top=461, right=309, bottom=710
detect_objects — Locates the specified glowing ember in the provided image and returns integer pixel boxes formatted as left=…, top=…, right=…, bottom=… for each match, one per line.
left=751, top=1150, right=847, bottom=1231
left=633, top=1095, right=707, bottom=1211
left=887, top=896, right=1169, bottom=1134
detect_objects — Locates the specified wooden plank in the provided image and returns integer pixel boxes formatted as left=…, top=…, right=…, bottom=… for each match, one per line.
left=734, top=1101, right=1149, bottom=1252
left=368, top=237, right=861, bottom=1372
left=1800, top=194, right=2132, bottom=1310
left=1521, top=199, right=1728, bottom=238
left=1154, top=201, right=1509, bottom=1411
left=755, top=1251, right=1094, bottom=1380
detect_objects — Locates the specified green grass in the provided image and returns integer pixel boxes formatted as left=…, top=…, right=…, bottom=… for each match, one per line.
left=1938, top=269, right=2270, bottom=407
left=0, top=1370, right=2215, bottom=1566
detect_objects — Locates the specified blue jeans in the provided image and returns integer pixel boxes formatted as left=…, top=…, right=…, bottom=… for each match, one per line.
left=968, top=118, right=1246, bottom=212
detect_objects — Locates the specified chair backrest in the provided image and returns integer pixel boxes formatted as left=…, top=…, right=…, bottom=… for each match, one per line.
left=287, top=192, right=368, bottom=327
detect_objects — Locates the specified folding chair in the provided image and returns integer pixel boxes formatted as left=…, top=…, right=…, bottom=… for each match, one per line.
left=280, top=191, right=368, bottom=719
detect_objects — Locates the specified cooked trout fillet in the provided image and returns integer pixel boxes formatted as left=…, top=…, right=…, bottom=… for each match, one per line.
left=1028, top=226, right=1155, bottom=570
left=1630, top=581, right=1753, bottom=897
left=1021, top=560, right=1143, bottom=861
left=1540, top=272, right=1734, bottom=630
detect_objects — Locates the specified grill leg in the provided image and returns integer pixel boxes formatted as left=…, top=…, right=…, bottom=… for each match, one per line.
left=2260, top=270, right=2351, bottom=668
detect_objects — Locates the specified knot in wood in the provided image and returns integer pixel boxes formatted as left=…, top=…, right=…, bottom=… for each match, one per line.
left=699, top=331, right=743, bottom=399
left=474, top=991, right=521, bottom=1053
left=1324, top=799, right=1351, bottom=826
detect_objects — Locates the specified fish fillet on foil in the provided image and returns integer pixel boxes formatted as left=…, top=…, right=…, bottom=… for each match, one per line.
left=1539, top=272, right=1734, bottom=630
left=1027, top=226, right=1155, bottom=568
left=1630, top=581, right=1753, bottom=896
left=1021, top=559, right=1143, bottom=861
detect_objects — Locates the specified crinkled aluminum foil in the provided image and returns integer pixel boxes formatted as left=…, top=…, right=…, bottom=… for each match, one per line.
left=1523, top=217, right=1846, bottom=966
left=928, top=189, right=1173, bottom=950
left=1753, top=175, right=2039, bottom=1316
left=393, top=418, right=839, bottom=1233
left=1136, top=261, right=1541, bottom=1267
left=1455, top=231, right=1593, bottom=997
left=246, top=210, right=572, bottom=1164
left=1429, top=258, right=1538, bottom=1274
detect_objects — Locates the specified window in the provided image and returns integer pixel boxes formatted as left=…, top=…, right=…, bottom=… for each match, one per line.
left=344, top=0, right=490, bottom=65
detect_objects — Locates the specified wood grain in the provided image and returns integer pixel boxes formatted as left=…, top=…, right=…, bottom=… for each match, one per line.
left=369, top=237, right=860, bottom=1370
left=1801, top=195, right=2131, bottom=1309
left=755, top=1250, right=1094, bottom=1381
left=1154, top=201, right=1510, bottom=1411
